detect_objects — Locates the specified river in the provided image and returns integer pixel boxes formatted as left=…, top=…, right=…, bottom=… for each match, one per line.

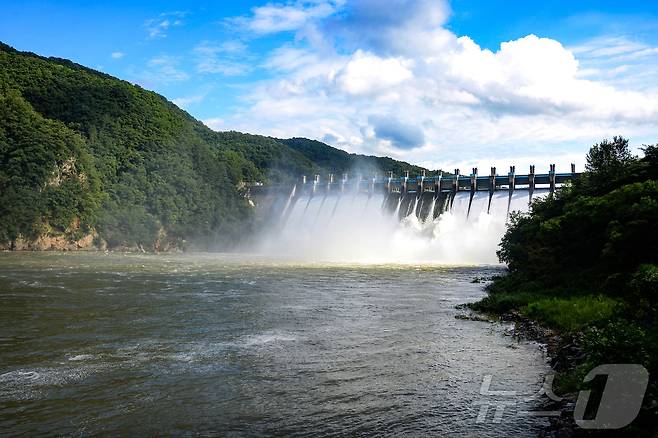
left=0, top=252, right=553, bottom=436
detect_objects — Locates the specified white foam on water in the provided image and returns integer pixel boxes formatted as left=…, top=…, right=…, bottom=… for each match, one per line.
left=255, top=189, right=547, bottom=264
left=68, top=354, right=95, bottom=362
left=242, top=331, right=298, bottom=346
left=0, top=364, right=109, bottom=401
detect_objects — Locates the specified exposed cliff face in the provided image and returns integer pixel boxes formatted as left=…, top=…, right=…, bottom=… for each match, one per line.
left=0, top=216, right=96, bottom=251
left=0, top=225, right=184, bottom=252
left=44, top=156, right=87, bottom=189
left=4, top=232, right=95, bottom=251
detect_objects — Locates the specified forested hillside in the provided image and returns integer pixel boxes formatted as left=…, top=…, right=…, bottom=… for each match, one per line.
left=279, top=137, right=432, bottom=177
left=0, top=42, right=429, bottom=250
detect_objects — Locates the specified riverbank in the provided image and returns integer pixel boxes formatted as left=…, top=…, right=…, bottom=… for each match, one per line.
left=466, top=273, right=658, bottom=436
left=0, top=228, right=183, bottom=252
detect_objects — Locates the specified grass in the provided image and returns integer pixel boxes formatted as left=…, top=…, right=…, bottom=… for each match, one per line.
left=469, top=291, right=619, bottom=332
left=520, top=296, right=620, bottom=332
left=467, top=291, right=540, bottom=314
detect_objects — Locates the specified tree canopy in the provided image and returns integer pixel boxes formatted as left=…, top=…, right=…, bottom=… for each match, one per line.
left=498, top=138, right=658, bottom=293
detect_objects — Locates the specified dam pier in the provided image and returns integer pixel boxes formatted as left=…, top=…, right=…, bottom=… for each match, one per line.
left=249, top=164, right=580, bottom=222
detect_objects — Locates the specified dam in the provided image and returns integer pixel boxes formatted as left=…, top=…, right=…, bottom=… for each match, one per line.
left=249, top=164, right=578, bottom=264
left=250, top=164, right=579, bottom=221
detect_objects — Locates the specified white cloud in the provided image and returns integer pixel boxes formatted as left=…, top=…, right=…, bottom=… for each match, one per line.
left=568, top=35, right=658, bottom=93
left=211, top=0, right=658, bottom=169
left=368, top=114, right=425, bottom=149
left=332, top=0, right=453, bottom=55
left=111, top=51, right=125, bottom=59
left=203, top=117, right=226, bottom=130
left=441, top=34, right=658, bottom=122
left=138, top=56, right=189, bottom=85
left=145, top=12, right=186, bottom=39
left=335, top=50, right=413, bottom=96
left=263, top=46, right=319, bottom=72
left=193, top=41, right=252, bottom=76
left=233, top=1, right=345, bottom=34
left=173, top=94, right=205, bottom=108
left=570, top=36, right=653, bottom=59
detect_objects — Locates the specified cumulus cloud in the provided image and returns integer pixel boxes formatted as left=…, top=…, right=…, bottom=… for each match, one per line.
left=111, top=51, right=125, bottom=59
left=212, top=0, right=658, bottom=169
left=368, top=114, right=425, bottom=149
left=446, top=35, right=658, bottom=122
left=335, top=50, right=413, bottom=96
left=331, top=0, right=452, bottom=55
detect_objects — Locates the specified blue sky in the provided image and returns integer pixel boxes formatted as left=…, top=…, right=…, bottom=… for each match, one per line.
left=2, top=0, right=658, bottom=171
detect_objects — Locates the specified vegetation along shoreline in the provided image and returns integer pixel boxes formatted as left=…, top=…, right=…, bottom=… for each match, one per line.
left=464, top=137, right=658, bottom=436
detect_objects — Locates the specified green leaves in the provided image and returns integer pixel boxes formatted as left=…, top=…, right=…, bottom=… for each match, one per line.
left=0, top=90, right=100, bottom=243
left=0, top=43, right=252, bottom=249
left=498, top=150, right=658, bottom=291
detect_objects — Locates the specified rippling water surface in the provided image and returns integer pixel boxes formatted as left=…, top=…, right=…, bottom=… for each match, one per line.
left=0, top=252, right=552, bottom=436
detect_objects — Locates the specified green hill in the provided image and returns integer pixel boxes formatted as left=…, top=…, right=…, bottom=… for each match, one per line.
left=279, top=137, right=434, bottom=177
left=0, top=42, right=430, bottom=250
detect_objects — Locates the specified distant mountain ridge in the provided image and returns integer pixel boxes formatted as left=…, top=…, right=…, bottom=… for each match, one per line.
left=0, top=41, right=431, bottom=250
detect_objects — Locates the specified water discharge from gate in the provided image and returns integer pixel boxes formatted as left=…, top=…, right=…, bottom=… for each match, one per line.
left=255, top=189, right=547, bottom=264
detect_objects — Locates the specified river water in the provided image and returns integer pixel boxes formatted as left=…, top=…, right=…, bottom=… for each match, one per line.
left=0, top=252, right=553, bottom=436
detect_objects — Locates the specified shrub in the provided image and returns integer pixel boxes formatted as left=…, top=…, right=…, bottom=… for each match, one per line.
left=582, top=321, right=650, bottom=368
left=468, top=292, right=541, bottom=314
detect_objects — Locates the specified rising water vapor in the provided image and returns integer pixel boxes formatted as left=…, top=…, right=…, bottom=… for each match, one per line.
left=253, top=188, right=546, bottom=264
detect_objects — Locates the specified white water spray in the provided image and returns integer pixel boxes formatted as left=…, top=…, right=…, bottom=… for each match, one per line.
left=393, top=196, right=403, bottom=218
left=255, top=189, right=547, bottom=264
left=425, top=197, right=436, bottom=223
left=280, top=185, right=296, bottom=218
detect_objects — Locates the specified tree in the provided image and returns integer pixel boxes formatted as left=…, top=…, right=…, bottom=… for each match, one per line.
left=584, top=136, right=636, bottom=194
left=640, top=144, right=658, bottom=180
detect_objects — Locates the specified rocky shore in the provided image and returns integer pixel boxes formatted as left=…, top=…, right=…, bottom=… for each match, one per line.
left=1, top=227, right=181, bottom=252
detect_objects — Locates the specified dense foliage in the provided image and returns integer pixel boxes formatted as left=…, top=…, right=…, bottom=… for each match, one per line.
left=0, top=42, right=428, bottom=249
left=0, top=90, right=100, bottom=244
left=498, top=137, right=658, bottom=295
left=279, top=137, right=433, bottom=177
left=472, top=137, right=658, bottom=432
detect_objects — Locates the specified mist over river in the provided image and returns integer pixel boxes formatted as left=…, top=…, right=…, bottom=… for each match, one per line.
left=0, top=252, right=554, bottom=436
